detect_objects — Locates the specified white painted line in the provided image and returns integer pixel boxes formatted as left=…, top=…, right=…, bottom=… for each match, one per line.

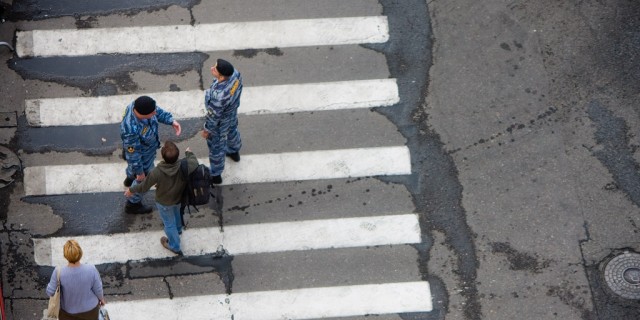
left=226, top=213, right=421, bottom=255
left=34, top=214, right=420, bottom=266
left=106, top=282, right=432, bottom=319
left=221, top=146, right=410, bottom=186
left=24, top=146, right=411, bottom=196
left=26, top=90, right=202, bottom=127
left=108, top=294, right=230, bottom=320
left=230, top=282, right=433, bottom=319
left=25, top=79, right=399, bottom=127
left=16, top=16, right=389, bottom=58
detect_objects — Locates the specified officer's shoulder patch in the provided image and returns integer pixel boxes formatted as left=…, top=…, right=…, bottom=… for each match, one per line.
left=127, top=146, right=135, bottom=153
left=230, top=79, right=240, bottom=96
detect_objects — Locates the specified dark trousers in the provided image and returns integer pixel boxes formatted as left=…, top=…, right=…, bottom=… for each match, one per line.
left=59, top=303, right=100, bottom=320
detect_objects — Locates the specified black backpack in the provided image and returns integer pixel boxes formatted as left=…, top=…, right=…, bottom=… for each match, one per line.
left=179, top=159, right=211, bottom=227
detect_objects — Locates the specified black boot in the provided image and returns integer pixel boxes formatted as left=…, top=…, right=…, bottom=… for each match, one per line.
left=226, top=152, right=240, bottom=162
left=210, top=175, right=222, bottom=185
left=125, top=201, right=152, bottom=214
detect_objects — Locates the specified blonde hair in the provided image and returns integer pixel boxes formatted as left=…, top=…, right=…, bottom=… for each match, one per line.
left=63, top=239, right=83, bottom=263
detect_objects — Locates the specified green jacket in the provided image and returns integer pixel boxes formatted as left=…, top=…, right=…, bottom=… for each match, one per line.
left=129, top=151, right=199, bottom=206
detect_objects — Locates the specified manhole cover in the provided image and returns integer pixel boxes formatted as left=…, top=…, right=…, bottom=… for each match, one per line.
left=0, top=145, right=20, bottom=188
left=604, top=252, right=640, bottom=299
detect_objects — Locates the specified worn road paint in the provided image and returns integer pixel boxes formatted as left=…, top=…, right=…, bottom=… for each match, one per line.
left=16, top=17, right=389, bottom=57
left=104, top=282, right=432, bottom=319
left=23, top=146, right=411, bottom=196
left=33, top=214, right=420, bottom=265
left=26, top=79, right=399, bottom=127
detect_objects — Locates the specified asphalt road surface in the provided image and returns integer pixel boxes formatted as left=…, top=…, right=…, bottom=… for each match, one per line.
left=0, top=0, right=639, bottom=319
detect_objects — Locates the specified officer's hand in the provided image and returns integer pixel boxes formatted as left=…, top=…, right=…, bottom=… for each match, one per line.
left=201, top=130, right=209, bottom=139
left=124, top=188, right=133, bottom=198
left=185, top=147, right=191, bottom=152
left=172, top=120, right=182, bottom=136
left=136, top=173, right=145, bottom=181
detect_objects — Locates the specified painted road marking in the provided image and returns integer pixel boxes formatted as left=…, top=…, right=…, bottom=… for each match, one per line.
left=33, top=214, right=420, bottom=266
left=16, top=16, right=389, bottom=57
left=23, top=146, right=411, bottom=196
left=25, top=79, right=399, bottom=127
left=105, top=282, right=432, bottom=319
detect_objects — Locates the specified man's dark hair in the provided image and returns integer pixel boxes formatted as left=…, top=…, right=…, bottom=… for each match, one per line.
left=161, top=141, right=180, bottom=164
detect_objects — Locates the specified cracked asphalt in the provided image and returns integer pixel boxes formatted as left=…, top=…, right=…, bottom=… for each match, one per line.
left=426, top=0, right=640, bottom=319
left=0, top=0, right=638, bottom=319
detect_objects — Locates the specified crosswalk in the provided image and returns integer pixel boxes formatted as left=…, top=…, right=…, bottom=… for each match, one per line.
left=25, top=79, right=399, bottom=127
left=18, top=3, right=432, bottom=319
left=17, top=17, right=389, bottom=57
left=105, top=282, right=432, bottom=319
left=24, top=146, right=411, bottom=196
left=35, top=214, right=421, bottom=266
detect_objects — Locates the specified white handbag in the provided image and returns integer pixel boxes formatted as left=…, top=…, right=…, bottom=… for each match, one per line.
left=99, top=306, right=111, bottom=320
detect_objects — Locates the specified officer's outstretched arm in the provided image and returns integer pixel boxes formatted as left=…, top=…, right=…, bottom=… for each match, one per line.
left=155, top=106, right=175, bottom=125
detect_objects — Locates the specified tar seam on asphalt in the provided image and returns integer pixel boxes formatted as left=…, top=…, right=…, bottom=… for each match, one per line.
left=367, top=1, right=481, bottom=319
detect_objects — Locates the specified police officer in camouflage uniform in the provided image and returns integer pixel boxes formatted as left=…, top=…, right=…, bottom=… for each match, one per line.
left=201, top=59, right=243, bottom=184
left=121, top=96, right=182, bottom=214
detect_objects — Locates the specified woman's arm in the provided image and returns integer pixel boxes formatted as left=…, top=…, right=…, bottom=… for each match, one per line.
left=45, top=267, right=59, bottom=297
left=91, top=266, right=106, bottom=304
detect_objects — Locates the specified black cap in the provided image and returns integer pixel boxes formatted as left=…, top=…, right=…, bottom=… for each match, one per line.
left=216, top=59, right=234, bottom=77
left=133, top=96, right=156, bottom=115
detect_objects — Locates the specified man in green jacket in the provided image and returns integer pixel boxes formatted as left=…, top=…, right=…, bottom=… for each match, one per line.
left=124, top=141, right=198, bottom=255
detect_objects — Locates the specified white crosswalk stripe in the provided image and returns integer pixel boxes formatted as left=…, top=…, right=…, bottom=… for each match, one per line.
left=106, top=282, right=432, bottom=320
left=24, top=146, right=411, bottom=196
left=34, top=214, right=420, bottom=266
left=16, top=16, right=389, bottom=57
left=25, top=79, right=399, bottom=127
left=21, top=5, right=433, bottom=319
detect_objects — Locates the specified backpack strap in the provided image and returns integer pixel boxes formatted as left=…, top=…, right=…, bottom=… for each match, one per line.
left=179, top=158, right=190, bottom=228
left=179, top=158, right=189, bottom=179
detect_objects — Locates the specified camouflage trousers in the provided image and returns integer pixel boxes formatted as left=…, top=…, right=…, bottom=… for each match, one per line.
left=207, top=111, right=241, bottom=177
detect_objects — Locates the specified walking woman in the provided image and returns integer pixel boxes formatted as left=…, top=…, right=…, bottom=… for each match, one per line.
left=46, top=240, right=106, bottom=320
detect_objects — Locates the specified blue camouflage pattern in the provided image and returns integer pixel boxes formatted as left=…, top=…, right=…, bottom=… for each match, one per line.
left=204, top=69, right=243, bottom=176
left=121, top=101, right=174, bottom=203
